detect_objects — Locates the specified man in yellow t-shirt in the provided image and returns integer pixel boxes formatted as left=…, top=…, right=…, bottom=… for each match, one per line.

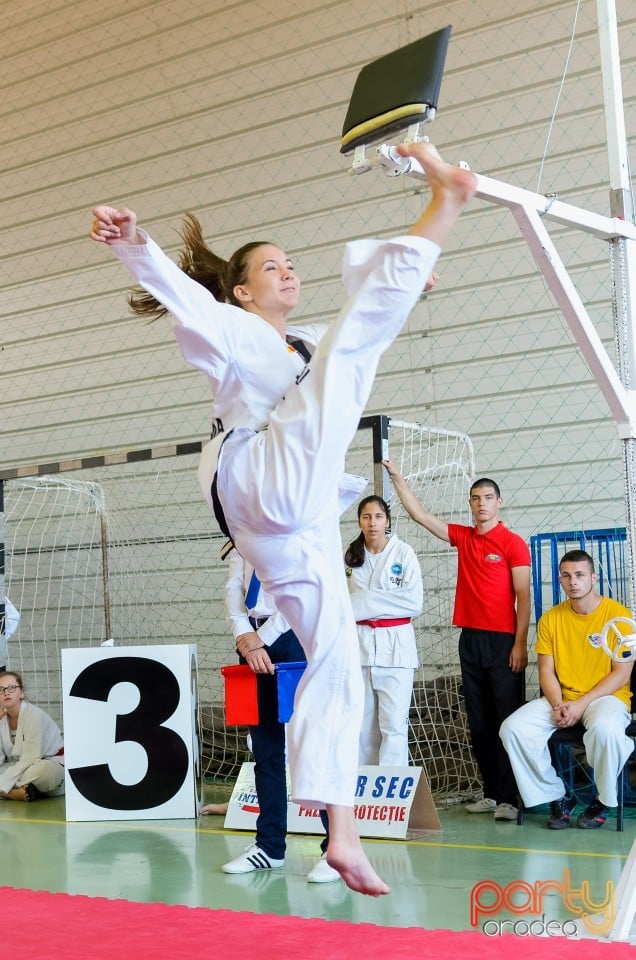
left=500, top=549, right=633, bottom=829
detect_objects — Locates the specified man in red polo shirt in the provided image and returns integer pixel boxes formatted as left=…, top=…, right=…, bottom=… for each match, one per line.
left=383, top=462, right=531, bottom=821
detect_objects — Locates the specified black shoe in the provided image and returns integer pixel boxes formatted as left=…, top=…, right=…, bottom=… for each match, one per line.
left=547, top=794, right=577, bottom=829
left=577, top=798, right=611, bottom=829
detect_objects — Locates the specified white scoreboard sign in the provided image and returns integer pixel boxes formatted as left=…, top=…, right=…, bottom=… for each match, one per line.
left=225, top=762, right=441, bottom=838
left=62, top=644, right=201, bottom=822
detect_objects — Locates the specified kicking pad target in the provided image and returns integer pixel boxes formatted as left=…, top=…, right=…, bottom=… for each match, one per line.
left=341, top=26, right=451, bottom=155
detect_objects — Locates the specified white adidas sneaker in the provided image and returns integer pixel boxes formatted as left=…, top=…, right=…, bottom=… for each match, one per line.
left=222, top=843, right=284, bottom=874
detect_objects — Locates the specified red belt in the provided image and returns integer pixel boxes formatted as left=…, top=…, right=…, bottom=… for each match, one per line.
left=356, top=617, right=411, bottom=628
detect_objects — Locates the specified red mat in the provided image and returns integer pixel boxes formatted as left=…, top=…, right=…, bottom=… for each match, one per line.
left=2, top=886, right=633, bottom=959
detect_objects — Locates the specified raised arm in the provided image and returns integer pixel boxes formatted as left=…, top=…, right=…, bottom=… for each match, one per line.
left=89, top=205, right=235, bottom=379
left=382, top=459, right=449, bottom=542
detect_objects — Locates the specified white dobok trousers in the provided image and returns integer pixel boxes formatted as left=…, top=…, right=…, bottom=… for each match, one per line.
left=359, top=665, right=414, bottom=767
left=500, top=695, right=633, bottom=808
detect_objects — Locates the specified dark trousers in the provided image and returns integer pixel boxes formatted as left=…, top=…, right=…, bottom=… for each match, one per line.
left=459, top=628, right=524, bottom=806
left=240, top=628, right=305, bottom=859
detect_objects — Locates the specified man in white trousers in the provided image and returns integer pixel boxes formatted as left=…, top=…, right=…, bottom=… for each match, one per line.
left=500, top=550, right=633, bottom=829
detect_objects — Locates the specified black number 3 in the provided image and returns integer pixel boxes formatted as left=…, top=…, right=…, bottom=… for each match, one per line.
left=68, top=657, right=189, bottom=810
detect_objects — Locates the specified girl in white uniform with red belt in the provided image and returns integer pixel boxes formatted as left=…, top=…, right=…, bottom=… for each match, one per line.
left=345, top=496, right=423, bottom=766
left=89, top=142, right=476, bottom=895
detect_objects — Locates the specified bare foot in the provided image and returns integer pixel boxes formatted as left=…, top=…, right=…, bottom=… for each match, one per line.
left=399, top=142, right=477, bottom=247
left=4, top=786, right=29, bottom=801
left=326, top=839, right=390, bottom=897
left=201, top=802, right=229, bottom=816
left=323, top=804, right=389, bottom=896
left=399, top=141, right=477, bottom=198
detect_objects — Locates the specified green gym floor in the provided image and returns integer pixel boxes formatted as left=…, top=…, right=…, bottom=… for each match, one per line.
left=2, top=785, right=633, bottom=933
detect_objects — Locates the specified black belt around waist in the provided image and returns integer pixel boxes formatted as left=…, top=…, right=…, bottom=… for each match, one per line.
left=249, top=616, right=270, bottom=630
left=211, top=429, right=232, bottom=539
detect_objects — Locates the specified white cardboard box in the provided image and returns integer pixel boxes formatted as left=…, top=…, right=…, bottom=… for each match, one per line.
left=62, top=644, right=201, bottom=821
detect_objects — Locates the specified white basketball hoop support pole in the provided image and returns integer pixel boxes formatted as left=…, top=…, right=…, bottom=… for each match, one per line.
left=596, top=0, right=636, bottom=638
left=596, top=0, right=636, bottom=943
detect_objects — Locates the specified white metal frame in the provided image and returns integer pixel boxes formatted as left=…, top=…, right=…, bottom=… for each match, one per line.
left=359, top=147, right=636, bottom=437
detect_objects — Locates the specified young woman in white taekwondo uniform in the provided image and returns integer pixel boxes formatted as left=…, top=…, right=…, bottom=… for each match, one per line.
left=89, top=142, right=476, bottom=895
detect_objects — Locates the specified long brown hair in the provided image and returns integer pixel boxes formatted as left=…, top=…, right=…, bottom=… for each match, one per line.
left=127, top=213, right=273, bottom=320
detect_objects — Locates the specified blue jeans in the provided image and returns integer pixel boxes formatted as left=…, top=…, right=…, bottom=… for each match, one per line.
left=240, top=628, right=305, bottom=859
